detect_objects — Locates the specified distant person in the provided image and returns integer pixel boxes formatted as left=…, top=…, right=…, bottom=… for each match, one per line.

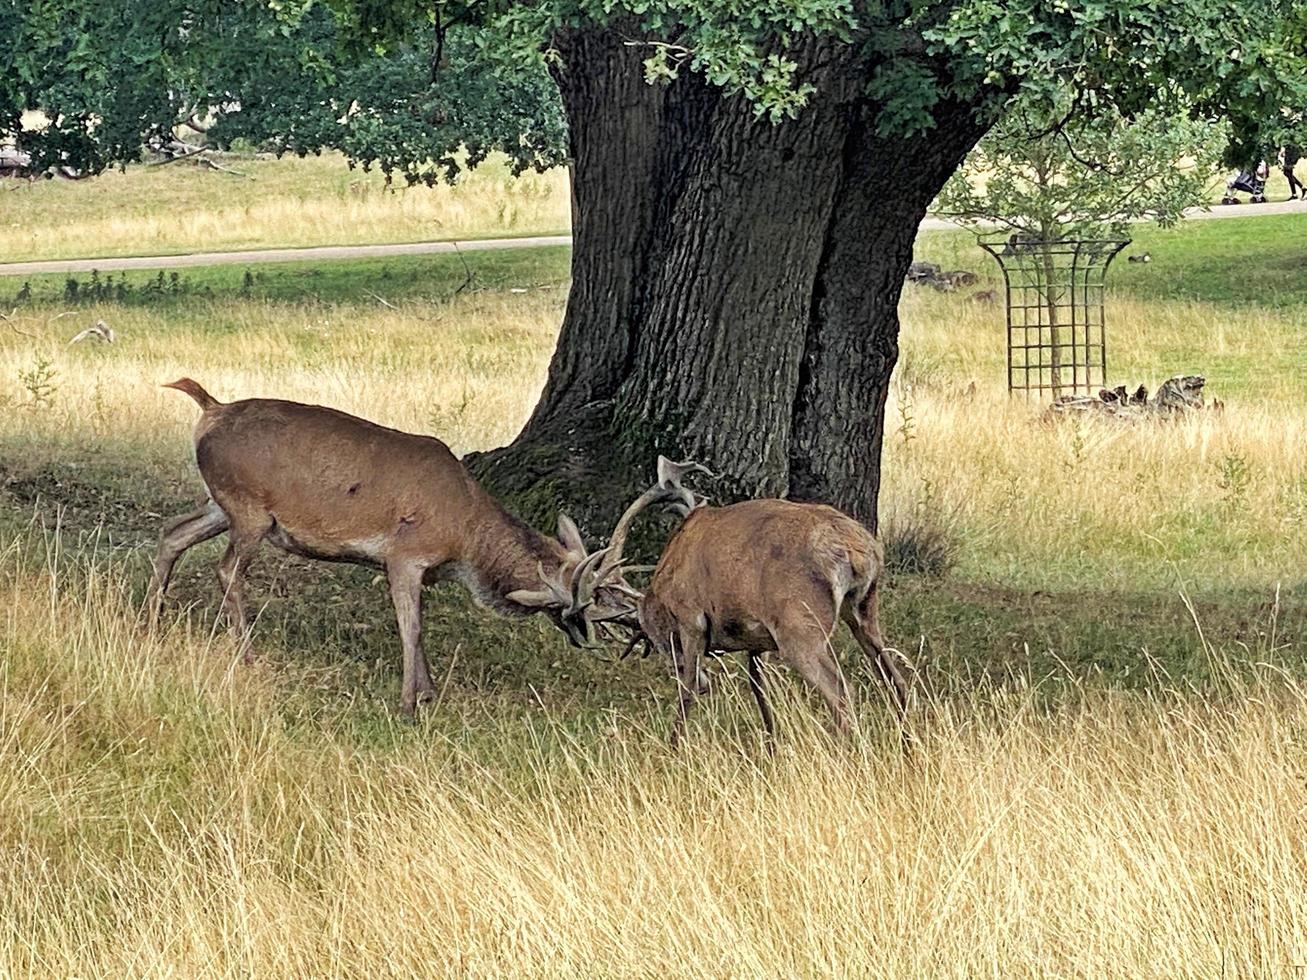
left=1283, top=145, right=1304, bottom=200
left=1221, top=158, right=1269, bottom=204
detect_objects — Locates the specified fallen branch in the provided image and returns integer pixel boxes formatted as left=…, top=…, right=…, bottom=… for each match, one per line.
left=148, top=145, right=209, bottom=167
left=364, top=290, right=400, bottom=311
left=69, top=319, right=114, bottom=344
left=0, top=309, right=38, bottom=340
left=198, top=157, right=253, bottom=179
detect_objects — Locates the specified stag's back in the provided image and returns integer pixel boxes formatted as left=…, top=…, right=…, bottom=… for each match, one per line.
left=644, top=499, right=880, bottom=640
left=185, top=394, right=500, bottom=562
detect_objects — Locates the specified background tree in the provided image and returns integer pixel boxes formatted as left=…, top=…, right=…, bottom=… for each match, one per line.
left=3, top=0, right=1304, bottom=534
left=0, top=3, right=564, bottom=181
left=935, top=92, right=1228, bottom=394
left=937, top=95, right=1228, bottom=241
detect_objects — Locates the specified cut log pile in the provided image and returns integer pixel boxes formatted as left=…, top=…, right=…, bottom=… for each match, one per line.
left=1049, top=375, right=1221, bottom=420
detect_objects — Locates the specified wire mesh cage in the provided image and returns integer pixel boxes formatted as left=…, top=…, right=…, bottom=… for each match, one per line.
left=978, top=236, right=1130, bottom=398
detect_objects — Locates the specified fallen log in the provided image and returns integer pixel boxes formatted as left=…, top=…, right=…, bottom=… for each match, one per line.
left=1048, top=375, right=1221, bottom=420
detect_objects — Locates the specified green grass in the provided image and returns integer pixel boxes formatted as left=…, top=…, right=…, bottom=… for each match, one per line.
left=1, top=246, right=573, bottom=305
left=916, top=212, right=1307, bottom=309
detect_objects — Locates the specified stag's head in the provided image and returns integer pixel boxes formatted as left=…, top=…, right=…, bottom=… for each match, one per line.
left=506, top=513, right=642, bottom=648
left=511, top=457, right=712, bottom=648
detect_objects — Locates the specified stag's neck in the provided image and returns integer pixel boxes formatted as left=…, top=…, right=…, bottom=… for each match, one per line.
left=458, top=507, right=566, bottom=611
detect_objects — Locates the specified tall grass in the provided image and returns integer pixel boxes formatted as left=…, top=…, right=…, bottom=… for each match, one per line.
left=2, top=214, right=1305, bottom=974
left=0, top=288, right=562, bottom=462
left=1, top=270, right=1302, bottom=590
left=2, top=536, right=1304, bottom=977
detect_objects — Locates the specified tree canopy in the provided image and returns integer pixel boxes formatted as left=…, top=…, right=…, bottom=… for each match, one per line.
left=3, top=0, right=1305, bottom=527
left=3, top=1, right=1303, bottom=181
left=0, top=1, right=564, bottom=180
left=937, top=93, right=1228, bottom=239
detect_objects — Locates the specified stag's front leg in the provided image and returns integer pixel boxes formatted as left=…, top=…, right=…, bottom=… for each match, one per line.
left=387, top=562, right=436, bottom=716
left=745, top=652, right=776, bottom=742
left=669, top=626, right=706, bottom=747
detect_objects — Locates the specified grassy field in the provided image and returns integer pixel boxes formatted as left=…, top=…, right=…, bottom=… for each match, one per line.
left=1, top=210, right=1305, bottom=974
left=0, top=152, right=571, bottom=262
left=3, top=149, right=1304, bottom=265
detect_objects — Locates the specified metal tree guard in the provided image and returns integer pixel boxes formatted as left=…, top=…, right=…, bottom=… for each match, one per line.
left=979, top=236, right=1129, bottom=398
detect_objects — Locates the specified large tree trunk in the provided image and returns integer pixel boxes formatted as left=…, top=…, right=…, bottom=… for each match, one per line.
left=789, top=100, right=995, bottom=528
left=519, top=26, right=667, bottom=424
left=468, top=31, right=992, bottom=544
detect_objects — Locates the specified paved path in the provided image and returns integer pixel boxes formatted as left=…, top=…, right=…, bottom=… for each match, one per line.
left=916, top=198, right=1306, bottom=232
left=0, top=199, right=1300, bottom=277
left=0, top=235, right=574, bottom=277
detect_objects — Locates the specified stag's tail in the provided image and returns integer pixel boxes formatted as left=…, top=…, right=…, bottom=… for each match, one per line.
left=163, top=378, right=220, bottom=411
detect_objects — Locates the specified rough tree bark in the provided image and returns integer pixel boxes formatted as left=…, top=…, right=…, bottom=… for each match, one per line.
left=468, top=29, right=993, bottom=541
left=789, top=100, right=993, bottom=528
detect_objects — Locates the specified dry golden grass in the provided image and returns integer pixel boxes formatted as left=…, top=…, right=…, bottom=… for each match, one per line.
left=2, top=241, right=1304, bottom=976
left=0, top=288, right=561, bottom=465
left=881, top=289, right=1307, bottom=590
left=1, top=275, right=1303, bottom=592
left=1, top=539, right=1304, bottom=978
left=0, top=153, right=571, bottom=262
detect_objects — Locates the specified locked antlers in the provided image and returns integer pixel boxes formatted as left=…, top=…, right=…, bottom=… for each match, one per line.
left=505, top=517, right=640, bottom=647
left=506, top=457, right=713, bottom=646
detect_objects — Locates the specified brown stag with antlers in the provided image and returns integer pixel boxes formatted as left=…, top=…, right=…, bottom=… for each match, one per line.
left=570, top=457, right=911, bottom=743
left=150, top=379, right=638, bottom=714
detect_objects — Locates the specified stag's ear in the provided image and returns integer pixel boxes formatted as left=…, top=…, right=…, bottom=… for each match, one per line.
left=507, top=588, right=557, bottom=609
left=556, top=513, right=586, bottom=555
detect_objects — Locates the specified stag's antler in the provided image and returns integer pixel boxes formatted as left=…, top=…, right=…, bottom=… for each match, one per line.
left=555, top=455, right=714, bottom=627
left=594, top=456, right=713, bottom=582
left=506, top=561, right=573, bottom=609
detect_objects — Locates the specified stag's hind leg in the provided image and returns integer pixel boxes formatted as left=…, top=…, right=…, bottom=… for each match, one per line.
left=842, top=583, right=909, bottom=725
left=148, top=500, right=229, bottom=626
left=771, top=616, right=854, bottom=737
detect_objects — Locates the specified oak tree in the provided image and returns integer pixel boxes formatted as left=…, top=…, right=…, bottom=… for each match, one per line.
left=4, top=0, right=1303, bottom=533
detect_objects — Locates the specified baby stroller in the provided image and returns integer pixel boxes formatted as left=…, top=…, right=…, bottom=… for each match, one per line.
left=1221, top=160, right=1269, bottom=204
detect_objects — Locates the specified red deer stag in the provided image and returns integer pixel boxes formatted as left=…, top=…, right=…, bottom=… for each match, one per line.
left=149, top=379, right=636, bottom=714
left=578, top=458, right=911, bottom=743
